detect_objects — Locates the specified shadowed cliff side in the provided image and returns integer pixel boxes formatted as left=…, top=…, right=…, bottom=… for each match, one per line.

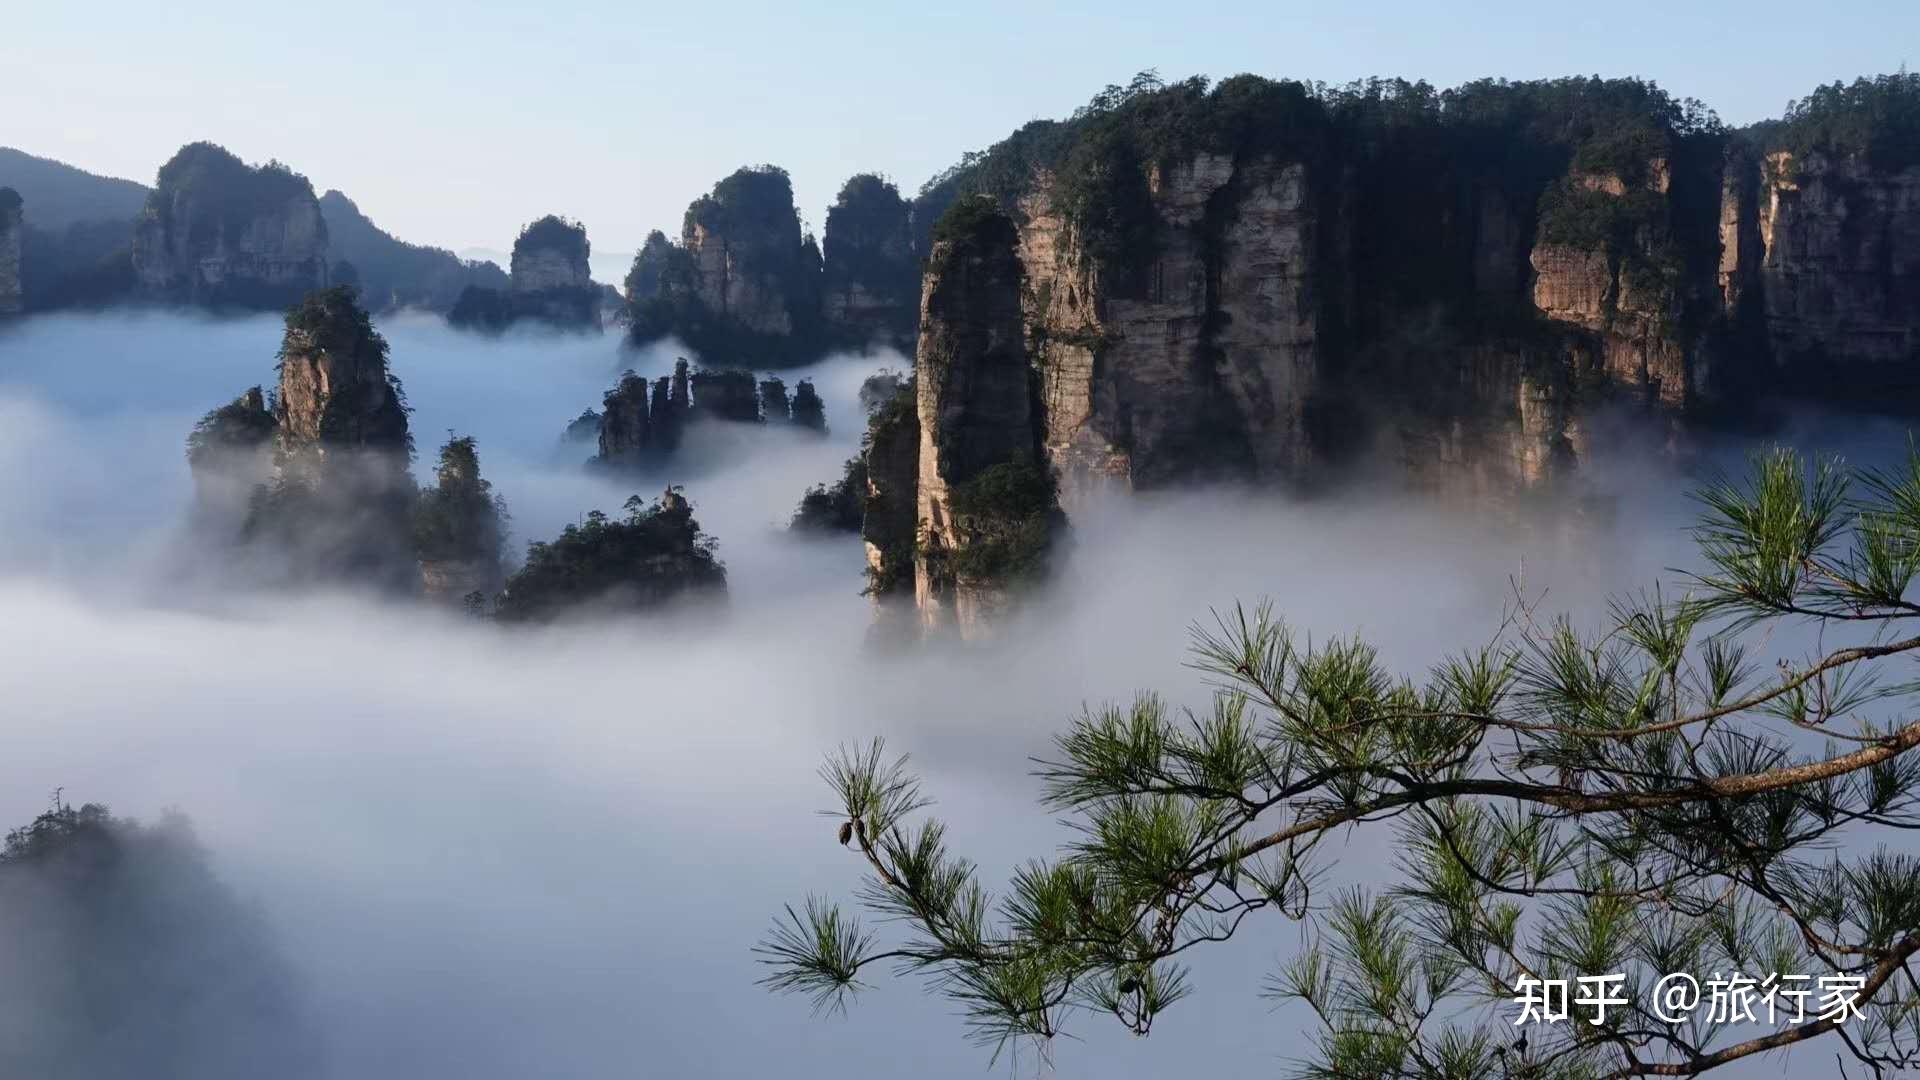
left=450, top=215, right=599, bottom=332
left=623, top=166, right=926, bottom=366
left=822, top=174, right=919, bottom=353
left=132, top=142, right=329, bottom=309
left=912, top=198, right=1063, bottom=639
left=911, top=71, right=1920, bottom=506
left=184, top=287, right=421, bottom=591
left=414, top=434, right=509, bottom=604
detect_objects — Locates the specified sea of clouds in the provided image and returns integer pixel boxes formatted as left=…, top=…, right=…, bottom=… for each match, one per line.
left=0, top=309, right=1913, bottom=1077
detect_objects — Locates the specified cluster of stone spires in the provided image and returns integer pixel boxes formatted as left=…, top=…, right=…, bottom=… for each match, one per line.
left=590, top=358, right=828, bottom=468
left=182, top=286, right=726, bottom=616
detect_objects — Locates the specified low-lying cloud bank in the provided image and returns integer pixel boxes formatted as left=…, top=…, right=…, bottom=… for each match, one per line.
left=1, top=310, right=1915, bottom=1077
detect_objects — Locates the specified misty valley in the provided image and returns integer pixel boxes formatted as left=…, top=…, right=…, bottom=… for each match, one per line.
left=3, top=57, right=1920, bottom=1080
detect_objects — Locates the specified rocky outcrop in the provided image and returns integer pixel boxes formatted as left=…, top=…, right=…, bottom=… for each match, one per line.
left=823, top=174, right=919, bottom=352
left=917, top=75, right=1920, bottom=509
left=1004, top=142, right=1716, bottom=506
left=562, top=408, right=602, bottom=451
left=505, top=215, right=598, bottom=328
left=511, top=216, right=592, bottom=293
left=448, top=216, right=598, bottom=332
left=1377, top=339, right=1585, bottom=500
left=265, top=287, right=416, bottom=588
left=913, top=201, right=1060, bottom=638
left=1755, top=151, right=1920, bottom=387
left=132, top=143, right=329, bottom=308
left=681, top=167, right=817, bottom=342
left=759, top=377, right=792, bottom=423
left=414, top=435, right=507, bottom=603
left=1526, top=160, right=1695, bottom=410
left=185, top=287, right=418, bottom=590
left=589, top=359, right=794, bottom=469
left=0, top=187, right=20, bottom=316
left=274, top=290, right=411, bottom=458
left=860, top=382, right=920, bottom=607
left=596, top=372, right=655, bottom=466
left=626, top=167, right=832, bottom=363
left=791, top=380, right=827, bottom=432
left=689, top=369, right=761, bottom=422
left=1019, top=154, right=1323, bottom=502
left=653, top=361, right=690, bottom=451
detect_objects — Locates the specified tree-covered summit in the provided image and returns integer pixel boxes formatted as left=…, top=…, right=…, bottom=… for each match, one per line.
left=1759, top=72, right=1920, bottom=170
left=149, top=141, right=322, bottom=237
left=515, top=214, right=590, bottom=263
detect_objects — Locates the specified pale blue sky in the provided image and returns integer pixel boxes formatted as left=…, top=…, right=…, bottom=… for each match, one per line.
left=3, top=0, right=1913, bottom=264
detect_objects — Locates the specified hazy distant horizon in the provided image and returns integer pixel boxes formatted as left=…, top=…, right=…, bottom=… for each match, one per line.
left=5, top=0, right=1914, bottom=264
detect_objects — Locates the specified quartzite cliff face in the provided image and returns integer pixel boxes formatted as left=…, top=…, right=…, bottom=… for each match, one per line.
left=243, top=287, right=418, bottom=590
left=904, top=202, right=1060, bottom=638
left=508, top=215, right=599, bottom=328
left=625, top=167, right=917, bottom=363
left=919, top=77, right=1920, bottom=511
left=822, top=174, right=920, bottom=352
left=1020, top=154, right=1325, bottom=498
left=132, top=143, right=329, bottom=308
left=1749, top=151, right=1920, bottom=391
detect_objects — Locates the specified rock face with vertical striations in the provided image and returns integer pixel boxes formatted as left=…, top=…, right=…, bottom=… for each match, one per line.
left=859, top=379, right=920, bottom=615
left=911, top=73, right=1920, bottom=512
left=595, top=371, right=655, bottom=466
left=508, top=215, right=599, bottom=328
left=681, top=167, right=820, bottom=345
left=625, top=166, right=830, bottom=364
left=1752, top=151, right=1920, bottom=391
left=1525, top=156, right=1698, bottom=411
left=588, top=358, right=798, bottom=470
left=132, top=143, right=329, bottom=308
left=689, top=369, right=762, bottom=422
left=822, top=174, right=919, bottom=352
left=274, top=289, right=412, bottom=458
left=1018, top=153, right=1325, bottom=502
left=511, top=215, right=591, bottom=292
left=0, top=187, right=21, bottom=315
left=912, top=199, right=1060, bottom=638
left=254, top=287, right=418, bottom=589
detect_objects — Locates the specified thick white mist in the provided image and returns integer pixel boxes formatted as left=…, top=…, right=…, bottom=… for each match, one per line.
left=1, top=310, right=1915, bottom=1078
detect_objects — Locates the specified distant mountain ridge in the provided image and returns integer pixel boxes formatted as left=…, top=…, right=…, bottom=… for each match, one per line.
left=0, top=144, right=506, bottom=314
left=0, top=147, right=149, bottom=231
left=319, top=190, right=506, bottom=311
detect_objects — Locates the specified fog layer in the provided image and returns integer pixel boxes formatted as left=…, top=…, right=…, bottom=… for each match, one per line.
left=0, top=311, right=1912, bottom=1077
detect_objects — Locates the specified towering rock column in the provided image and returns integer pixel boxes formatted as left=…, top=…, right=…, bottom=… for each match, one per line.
left=267, top=286, right=418, bottom=589
left=913, top=199, right=1057, bottom=638
left=508, top=215, right=599, bottom=329
left=596, top=371, right=655, bottom=465
left=0, top=187, right=22, bottom=316
left=860, top=381, right=920, bottom=637
left=131, top=143, right=330, bottom=308
left=275, top=289, right=412, bottom=461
